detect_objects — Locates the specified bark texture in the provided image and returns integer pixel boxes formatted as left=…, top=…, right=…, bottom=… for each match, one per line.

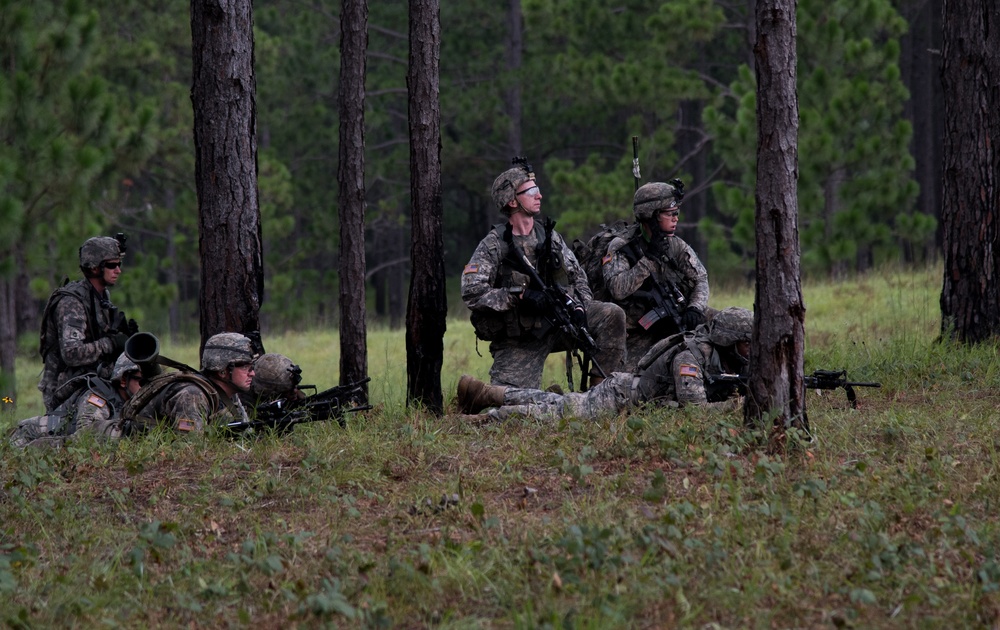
left=338, top=0, right=369, bottom=397
left=191, top=0, right=263, bottom=347
left=744, top=0, right=808, bottom=439
left=405, top=0, right=447, bottom=414
left=939, top=0, right=1000, bottom=343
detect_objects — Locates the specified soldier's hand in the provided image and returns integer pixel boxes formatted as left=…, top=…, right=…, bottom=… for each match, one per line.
left=127, top=318, right=139, bottom=336
left=682, top=307, right=706, bottom=331
left=520, top=289, right=550, bottom=315
left=108, top=331, right=129, bottom=357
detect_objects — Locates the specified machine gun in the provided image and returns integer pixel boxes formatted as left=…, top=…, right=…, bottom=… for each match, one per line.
left=226, top=378, right=372, bottom=434
left=709, top=369, right=881, bottom=409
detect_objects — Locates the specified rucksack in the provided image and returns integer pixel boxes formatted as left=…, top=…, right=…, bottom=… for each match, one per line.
left=572, top=220, right=638, bottom=302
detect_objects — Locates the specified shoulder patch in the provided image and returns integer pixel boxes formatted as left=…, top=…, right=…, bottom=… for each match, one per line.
left=86, top=393, right=108, bottom=408
left=463, top=263, right=479, bottom=275
left=176, top=418, right=196, bottom=432
left=679, top=364, right=700, bottom=378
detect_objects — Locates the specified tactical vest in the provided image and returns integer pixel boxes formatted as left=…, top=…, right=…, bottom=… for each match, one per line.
left=119, top=371, right=221, bottom=435
left=470, top=218, right=570, bottom=342
left=38, top=280, right=114, bottom=408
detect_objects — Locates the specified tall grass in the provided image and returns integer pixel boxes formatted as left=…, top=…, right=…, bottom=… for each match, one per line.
left=5, top=264, right=1000, bottom=628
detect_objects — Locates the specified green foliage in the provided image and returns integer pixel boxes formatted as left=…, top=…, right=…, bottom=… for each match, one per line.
left=703, top=0, right=930, bottom=277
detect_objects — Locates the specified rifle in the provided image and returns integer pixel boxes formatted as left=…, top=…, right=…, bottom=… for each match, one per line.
left=709, top=369, right=881, bottom=409
left=226, top=378, right=372, bottom=434
left=513, top=245, right=607, bottom=382
left=635, top=275, right=688, bottom=332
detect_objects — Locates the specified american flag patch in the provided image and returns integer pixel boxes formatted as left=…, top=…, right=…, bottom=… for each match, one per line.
left=463, top=263, right=479, bottom=274
left=601, top=253, right=613, bottom=265
left=86, top=394, right=107, bottom=408
left=177, top=418, right=196, bottom=432
left=679, top=364, right=700, bottom=378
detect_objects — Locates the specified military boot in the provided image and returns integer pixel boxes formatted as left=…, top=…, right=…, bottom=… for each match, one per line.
left=457, top=374, right=507, bottom=414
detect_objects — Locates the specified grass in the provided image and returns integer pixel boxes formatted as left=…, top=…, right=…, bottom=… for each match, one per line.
left=5, top=263, right=1000, bottom=628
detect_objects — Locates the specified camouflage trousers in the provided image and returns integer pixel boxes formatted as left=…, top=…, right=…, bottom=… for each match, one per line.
left=8, top=412, right=121, bottom=449
left=485, top=372, right=638, bottom=422
left=489, top=300, right=626, bottom=389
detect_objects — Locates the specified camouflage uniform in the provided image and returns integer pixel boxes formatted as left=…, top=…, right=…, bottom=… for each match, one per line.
left=462, top=219, right=626, bottom=389
left=9, top=354, right=139, bottom=448
left=38, top=236, right=127, bottom=411
left=120, top=332, right=254, bottom=434
left=473, top=307, right=752, bottom=422
left=602, top=182, right=710, bottom=372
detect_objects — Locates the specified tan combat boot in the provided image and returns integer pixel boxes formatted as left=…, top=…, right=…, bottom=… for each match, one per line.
left=457, top=374, right=507, bottom=414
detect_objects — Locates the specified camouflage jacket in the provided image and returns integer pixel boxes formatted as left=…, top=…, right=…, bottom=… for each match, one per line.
left=10, top=375, right=124, bottom=448
left=121, top=371, right=242, bottom=434
left=602, top=232, right=709, bottom=328
left=38, top=279, right=118, bottom=410
left=461, top=217, right=592, bottom=340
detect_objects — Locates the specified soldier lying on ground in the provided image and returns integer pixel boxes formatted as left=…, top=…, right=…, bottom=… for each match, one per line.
left=120, top=332, right=257, bottom=435
left=456, top=307, right=752, bottom=423
left=10, top=353, right=144, bottom=448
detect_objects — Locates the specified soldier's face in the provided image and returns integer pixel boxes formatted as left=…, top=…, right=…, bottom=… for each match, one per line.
left=228, top=362, right=255, bottom=392
left=655, top=208, right=679, bottom=236
left=513, top=181, right=542, bottom=215
left=101, top=259, right=122, bottom=286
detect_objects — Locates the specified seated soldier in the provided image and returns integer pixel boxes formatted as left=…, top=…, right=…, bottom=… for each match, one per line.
left=456, top=307, right=752, bottom=422
left=10, top=353, right=144, bottom=448
left=120, top=332, right=257, bottom=435
left=602, top=181, right=711, bottom=371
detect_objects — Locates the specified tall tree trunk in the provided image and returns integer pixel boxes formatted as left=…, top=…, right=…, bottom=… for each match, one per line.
left=406, top=0, right=446, bottom=414
left=191, top=0, right=263, bottom=347
left=939, top=0, right=1000, bottom=342
left=0, top=273, right=16, bottom=406
left=744, top=0, right=808, bottom=442
left=339, top=0, right=369, bottom=396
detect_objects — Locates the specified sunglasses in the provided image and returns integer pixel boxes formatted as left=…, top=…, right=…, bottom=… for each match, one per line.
left=516, top=185, right=540, bottom=197
left=103, top=261, right=122, bottom=270
left=231, top=362, right=255, bottom=370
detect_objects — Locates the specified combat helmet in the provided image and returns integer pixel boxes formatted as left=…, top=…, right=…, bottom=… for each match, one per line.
left=490, top=156, right=535, bottom=211
left=707, top=307, right=753, bottom=347
left=633, top=179, right=685, bottom=221
left=79, top=236, right=123, bottom=269
left=251, top=353, right=303, bottom=396
left=201, top=332, right=256, bottom=372
left=111, top=353, right=141, bottom=381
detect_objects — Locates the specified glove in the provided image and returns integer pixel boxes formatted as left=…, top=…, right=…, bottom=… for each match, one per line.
left=570, top=307, right=588, bottom=328
left=126, top=318, right=139, bottom=336
left=520, top=289, right=551, bottom=315
left=108, top=331, right=129, bottom=357
left=681, top=307, right=706, bottom=331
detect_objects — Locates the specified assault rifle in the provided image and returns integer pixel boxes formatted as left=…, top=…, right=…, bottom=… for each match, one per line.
left=709, top=369, right=881, bottom=409
left=227, top=378, right=372, bottom=434
left=514, top=248, right=607, bottom=383
left=108, top=306, right=139, bottom=338
left=635, top=275, right=688, bottom=332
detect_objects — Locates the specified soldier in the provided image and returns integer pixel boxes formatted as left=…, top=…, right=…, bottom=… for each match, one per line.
left=602, top=181, right=711, bottom=371
left=456, top=307, right=752, bottom=422
left=243, top=352, right=305, bottom=405
left=9, top=353, right=144, bottom=448
left=461, top=157, right=626, bottom=389
left=120, top=332, right=257, bottom=435
left=38, top=234, right=135, bottom=411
